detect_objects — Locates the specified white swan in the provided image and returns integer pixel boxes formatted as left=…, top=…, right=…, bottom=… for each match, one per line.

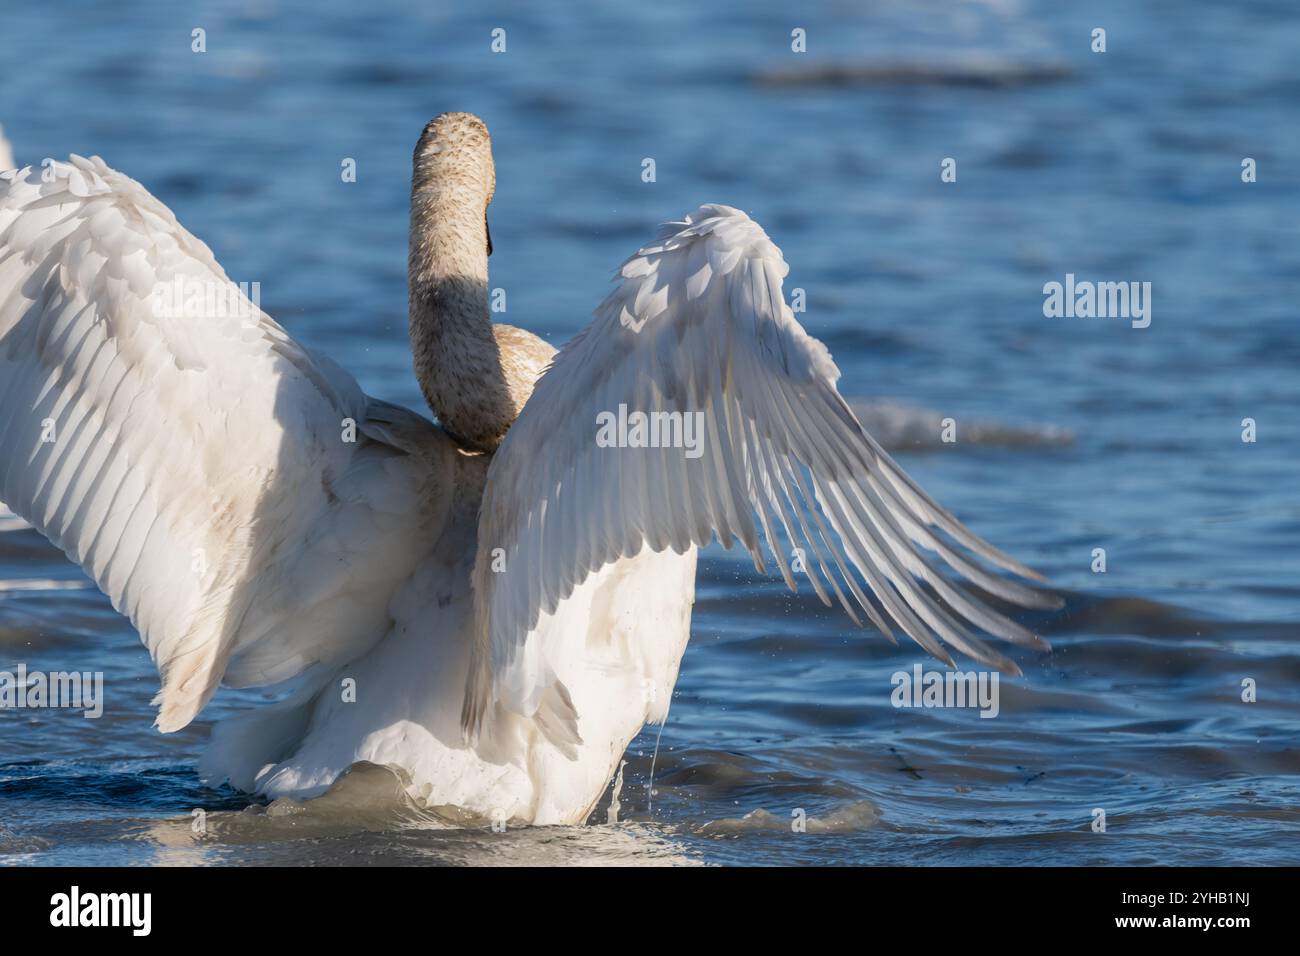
left=0, top=125, right=14, bottom=171
left=0, top=113, right=1058, bottom=825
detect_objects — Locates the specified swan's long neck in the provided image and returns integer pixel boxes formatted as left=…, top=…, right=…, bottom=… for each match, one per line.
left=408, top=117, right=557, bottom=452
left=408, top=136, right=515, bottom=451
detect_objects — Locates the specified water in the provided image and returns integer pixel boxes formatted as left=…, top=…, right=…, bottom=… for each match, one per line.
left=1, top=0, right=1298, bottom=865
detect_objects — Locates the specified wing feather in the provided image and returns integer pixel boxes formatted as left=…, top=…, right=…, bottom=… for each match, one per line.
left=464, top=203, right=1060, bottom=738
left=0, top=157, right=453, bottom=731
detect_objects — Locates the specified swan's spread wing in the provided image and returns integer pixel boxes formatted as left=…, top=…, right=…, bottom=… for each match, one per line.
left=467, top=203, right=1059, bottom=738
left=0, top=157, right=452, bottom=731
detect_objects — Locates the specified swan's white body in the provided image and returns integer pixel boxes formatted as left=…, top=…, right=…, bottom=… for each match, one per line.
left=0, top=116, right=1055, bottom=825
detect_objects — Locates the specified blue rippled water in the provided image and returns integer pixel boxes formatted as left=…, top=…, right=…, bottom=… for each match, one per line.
left=0, top=0, right=1297, bottom=865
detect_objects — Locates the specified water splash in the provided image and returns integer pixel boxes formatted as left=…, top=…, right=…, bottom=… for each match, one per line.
left=606, top=760, right=627, bottom=825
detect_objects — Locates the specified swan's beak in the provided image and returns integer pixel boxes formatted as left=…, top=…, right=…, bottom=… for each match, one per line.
left=485, top=213, right=493, bottom=257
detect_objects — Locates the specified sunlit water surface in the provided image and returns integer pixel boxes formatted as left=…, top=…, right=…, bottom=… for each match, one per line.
left=0, top=0, right=1297, bottom=865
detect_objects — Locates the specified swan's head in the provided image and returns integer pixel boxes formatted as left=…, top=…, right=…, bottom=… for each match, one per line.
left=413, top=112, right=496, bottom=257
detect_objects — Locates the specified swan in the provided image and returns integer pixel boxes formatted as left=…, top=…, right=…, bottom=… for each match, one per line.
left=0, top=125, right=13, bottom=171
left=0, top=112, right=1059, bottom=825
